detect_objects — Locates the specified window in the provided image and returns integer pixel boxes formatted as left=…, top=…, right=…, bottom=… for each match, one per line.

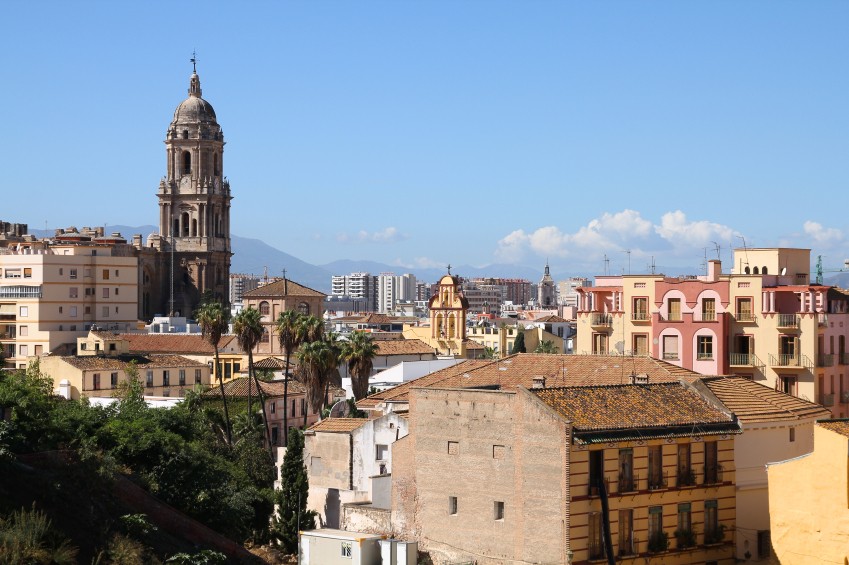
left=34, top=345, right=42, bottom=356
left=19, top=326, right=28, bottom=337
left=270, top=401, right=276, bottom=414
left=146, top=371, right=154, bottom=387
left=259, top=301, right=270, bottom=315
left=588, top=512, right=605, bottom=560
left=633, top=297, right=649, bottom=321
left=19, top=345, right=28, bottom=356
left=341, top=541, right=352, bottom=558
left=102, top=269, right=109, bottom=280
left=779, top=375, right=798, bottom=396
left=179, top=369, right=186, bottom=386
left=592, top=333, right=608, bottom=355
left=85, top=288, right=94, bottom=296
left=633, top=334, right=648, bottom=356
left=310, top=456, right=322, bottom=473
left=697, top=336, right=713, bottom=360
left=70, top=269, right=77, bottom=279
left=298, top=302, right=310, bottom=315
left=648, top=506, right=664, bottom=548
left=376, top=444, right=388, bottom=461
left=19, top=306, right=28, bottom=317
left=59, top=307, right=63, bottom=314
left=678, top=444, right=693, bottom=486
left=737, top=297, right=753, bottom=321
left=668, top=298, right=681, bottom=321
left=676, top=503, right=692, bottom=548
left=291, top=399, right=296, bottom=417
left=704, top=500, right=720, bottom=543
left=448, top=441, right=459, bottom=455
left=662, top=335, right=678, bottom=360
left=589, top=450, right=604, bottom=495
left=260, top=328, right=269, bottom=343
left=618, top=509, right=634, bottom=556
left=493, top=444, right=506, bottom=459
left=69, top=287, right=78, bottom=298
left=102, top=287, right=109, bottom=298
left=493, top=501, right=505, bottom=521
left=702, top=297, right=716, bottom=321
left=69, top=306, right=77, bottom=317
left=162, top=370, right=170, bottom=386
left=23, top=268, right=32, bottom=278
left=92, top=373, right=100, bottom=390
left=85, top=306, right=91, bottom=315
left=789, top=427, right=795, bottom=442
left=110, top=372, right=118, bottom=387
left=271, top=426, right=278, bottom=446
left=115, top=287, right=119, bottom=295
left=618, top=448, right=634, bottom=492
left=448, top=496, right=458, bottom=515
left=102, top=306, right=109, bottom=318
left=301, top=398, right=306, bottom=416
left=704, top=441, right=718, bottom=484
left=115, top=270, right=119, bottom=277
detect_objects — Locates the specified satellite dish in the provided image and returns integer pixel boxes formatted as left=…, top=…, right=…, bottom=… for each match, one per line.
left=780, top=267, right=787, bottom=276
left=329, top=400, right=350, bottom=418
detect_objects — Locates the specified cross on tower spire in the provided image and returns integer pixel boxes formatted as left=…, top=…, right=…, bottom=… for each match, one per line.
left=190, top=50, right=197, bottom=73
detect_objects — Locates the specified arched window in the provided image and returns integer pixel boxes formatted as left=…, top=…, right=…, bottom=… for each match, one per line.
left=762, top=266, right=768, bottom=275
left=182, top=151, right=191, bottom=175
left=214, top=153, right=220, bottom=176
left=448, top=314, right=456, bottom=338
left=260, top=301, right=270, bottom=315
left=744, top=266, right=751, bottom=274
left=181, top=213, right=190, bottom=237
left=753, top=267, right=759, bottom=274
left=182, top=130, right=189, bottom=140
left=191, top=218, right=197, bottom=237
left=261, top=327, right=270, bottom=343
left=298, top=302, right=310, bottom=315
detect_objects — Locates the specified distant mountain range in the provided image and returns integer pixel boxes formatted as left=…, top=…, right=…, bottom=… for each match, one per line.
left=29, top=225, right=549, bottom=293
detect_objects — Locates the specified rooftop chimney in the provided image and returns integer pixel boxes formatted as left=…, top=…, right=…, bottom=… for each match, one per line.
left=531, top=376, right=546, bottom=389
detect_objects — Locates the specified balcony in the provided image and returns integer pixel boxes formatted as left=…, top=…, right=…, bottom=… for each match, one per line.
left=703, top=464, right=724, bottom=485
left=735, top=312, right=757, bottom=323
left=617, top=472, right=638, bottom=494
left=631, top=312, right=650, bottom=322
left=769, top=353, right=813, bottom=369
left=818, top=313, right=829, bottom=327
left=842, top=391, right=849, bottom=404
left=695, top=313, right=718, bottom=322
left=647, top=470, right=669, bottom=491
left=817, top=354, right=834, bottom=368
left=821, top=393, right=835, bottom=407
left=729, top=353, right=765, bottom=369
left=677, top=468, right=697, bottom=488
left=776, top=314, right=799, bottom=330
left=840, top=353, right=849, bottom=366
left=590, top=313, right=613, bottom=328
left=658, top=313, right=683, bottom=322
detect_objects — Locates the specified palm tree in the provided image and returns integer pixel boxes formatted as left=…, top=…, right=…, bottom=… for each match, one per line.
left=341, top=330, right=378, bottom=401
left=300, top=314, right=325, bottom=344
left=321, top=331, right=343, bottom=414
left=296, top=340, right=332, bottom=426
left=233, top=307, right=272, bottom=454
left=534, top=340, right=559, bottom=354
left=196, top=300, right=232, bottom=446
left=276, top=309, right=305, bottom=446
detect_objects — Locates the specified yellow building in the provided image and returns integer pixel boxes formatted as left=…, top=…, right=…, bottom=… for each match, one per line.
left=768, top=420, right=849, bottom=564
left=0, top=244, right=138, bottom=369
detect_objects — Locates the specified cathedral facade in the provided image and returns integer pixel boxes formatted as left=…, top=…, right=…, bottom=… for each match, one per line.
left=137, top=66, right=232, bottom=318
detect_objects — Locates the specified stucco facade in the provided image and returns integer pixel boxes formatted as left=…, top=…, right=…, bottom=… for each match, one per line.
left=768, top=421, right=849, bottom=564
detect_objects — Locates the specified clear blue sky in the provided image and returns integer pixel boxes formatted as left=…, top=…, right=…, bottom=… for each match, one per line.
left=2, top=1, right=847, bottom=276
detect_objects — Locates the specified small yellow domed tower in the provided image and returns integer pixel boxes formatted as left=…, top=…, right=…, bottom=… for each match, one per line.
left=427, top=268, right=469, bottom=356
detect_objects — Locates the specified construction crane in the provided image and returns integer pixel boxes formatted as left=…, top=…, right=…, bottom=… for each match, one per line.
left=815, top=255, right=849, bottom=285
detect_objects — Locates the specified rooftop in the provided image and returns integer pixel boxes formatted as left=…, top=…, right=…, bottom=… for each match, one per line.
left=122, top=333, right=239, bottom=354
left=374, top=339, right=436, bottom=356
left=701, top=376, right=831, bottom=423
left=243, top=278, right=326, bottom=299
left=60, top=354, right=205, bottom=371
left=308, top=417, right=368, bottom=433
left=817, top=419, right=849, bottom=438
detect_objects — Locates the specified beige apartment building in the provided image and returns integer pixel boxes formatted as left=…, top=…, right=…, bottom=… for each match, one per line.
left=577, top=248, right=849, bottom=414
left=0, top=244, right=138, bottom=369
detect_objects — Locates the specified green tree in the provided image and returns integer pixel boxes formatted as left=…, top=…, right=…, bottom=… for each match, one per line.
left=233, top=307, right=272, bottom=454
left=479, top=346, right=498, bottom=360
left=196, top=299, right=233, bottom=446
left=534, top=340, right=558, bottom=354
left=276, top=309, right=305, bottom=446
left=513, top=331, right=527, bottom=353
left=272, top=429, right=315, bottom=553
left=341, top=331, right=378, bottom=401
left=296, top=340, right=332, bottom=427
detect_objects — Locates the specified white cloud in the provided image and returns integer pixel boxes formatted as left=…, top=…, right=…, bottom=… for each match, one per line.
left=654, top=211, right=735, bottom=247
left=803, top=221, right=843, bottom=244
left=392, top=256, right=445, bottom=270
left=495, top=209, right=737, bottom=265
left=336, top=227, right=407, bottom=244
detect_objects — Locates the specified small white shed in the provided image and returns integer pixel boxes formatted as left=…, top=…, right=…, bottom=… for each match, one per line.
left=300, top=528, right=383, bottom=565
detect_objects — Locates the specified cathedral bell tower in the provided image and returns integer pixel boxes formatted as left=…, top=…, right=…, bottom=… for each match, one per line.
left=156, top=61, right=232, bottom=315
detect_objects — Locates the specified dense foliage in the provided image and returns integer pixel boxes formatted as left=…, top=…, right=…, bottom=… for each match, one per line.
left=271, top=429, right=315, bottom=554
left=0, top=361, right=276, bottom=561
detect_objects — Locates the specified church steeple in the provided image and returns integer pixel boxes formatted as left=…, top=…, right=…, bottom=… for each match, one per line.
left=188, top=72, right=202, bottom=98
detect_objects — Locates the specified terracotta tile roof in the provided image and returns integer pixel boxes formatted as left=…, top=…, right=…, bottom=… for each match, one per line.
left=816, top=419, right=849, bottom=438
left=90, top=330, right=121, bottom=340
left=357, top=354, right=702, bottom=408
left=534, top=383, right=741, bottom=444
left=203, top=377, right=308, bottom=397
left=121, top=333, right=239, bottom=355
left=61, top=354, right=206, bottom=370
left=700, top=376, right=831, bottom=423
left=464, top=341, right=485, bottom=350
left=374, top=339, right=436, bottom=356
left=308, top=417, right=368, bottom=433
left=358, top=313, right=396, bottom=325
left=254, top=357, right=291, bottom=370
left=243, top=278, right=326, bottom=298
